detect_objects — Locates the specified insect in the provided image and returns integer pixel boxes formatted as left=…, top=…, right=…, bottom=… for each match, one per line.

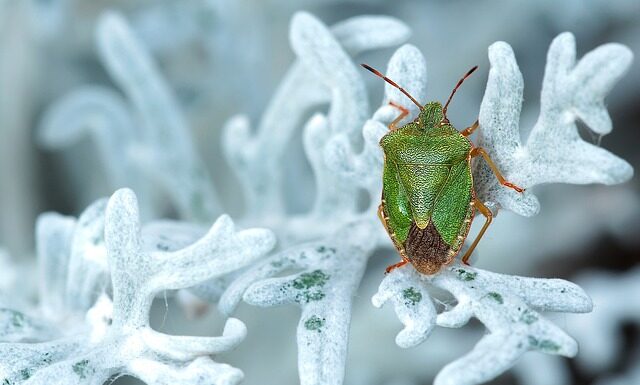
left=361, top=63, right=524, bottom=275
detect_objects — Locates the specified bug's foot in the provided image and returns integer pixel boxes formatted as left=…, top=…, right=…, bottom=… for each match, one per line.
left=385, top=260, right=408, bottom=274
left=388, top=101, right=407, bottom=112
left=503, top=181, right=525, bottom=193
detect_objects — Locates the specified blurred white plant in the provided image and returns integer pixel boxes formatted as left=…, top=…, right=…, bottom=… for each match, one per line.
left=4, top=8, right=633, bottom=385
left=570, top=267, right=640, bottom=376
left=512, top=266, right=640, bottom=385
left=594, top=363, right=640, bottom=385
left=0, top=189, right=275, bottom=384
left=0, top=249, right=19, bottom=302
left=39, top=12, right=221, bottom=222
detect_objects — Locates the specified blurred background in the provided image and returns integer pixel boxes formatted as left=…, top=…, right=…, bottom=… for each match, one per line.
left=0, top=1, right=638, bottom=384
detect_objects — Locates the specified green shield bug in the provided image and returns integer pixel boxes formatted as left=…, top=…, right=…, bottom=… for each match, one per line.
left=362, top=64, right=524, bottom=275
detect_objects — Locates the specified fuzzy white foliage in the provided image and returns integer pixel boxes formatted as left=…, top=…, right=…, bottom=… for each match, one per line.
left=38, top=12, right=220, bottom=222
left=220, top=223, right=376, bottom=385
left=475, top=33, right=633, bottom=216
left=64, top=199, right=110, bottom=314
left=0, top=189, right=275, bottom=384
left=373, top=264, right=592, bottom=385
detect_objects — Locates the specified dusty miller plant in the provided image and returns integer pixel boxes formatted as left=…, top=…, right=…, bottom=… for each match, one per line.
left=0, top=189, right=275, bottom=384
left=0, top=9, right=633, bottom=385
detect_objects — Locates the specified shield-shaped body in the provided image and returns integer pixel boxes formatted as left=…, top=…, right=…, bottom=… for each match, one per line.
left=379, top=103, right=475, bottom=274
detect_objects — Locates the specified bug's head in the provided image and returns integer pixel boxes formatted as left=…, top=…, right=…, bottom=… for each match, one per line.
left=419, top=102, right=445, bottom=127
left=360, top=63, right=478, bottom=128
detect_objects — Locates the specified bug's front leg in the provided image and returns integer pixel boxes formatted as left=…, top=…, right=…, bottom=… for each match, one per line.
left=461, top=199, right=493, bottom=265
left=388, top=101, right=409, bottom=131
left=470, top=147, right=525, bottom=193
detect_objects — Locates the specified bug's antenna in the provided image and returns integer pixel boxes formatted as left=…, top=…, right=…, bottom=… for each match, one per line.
left=361, top=64, right=422, bottom=110
left=442, top=65, right=478, bottom=123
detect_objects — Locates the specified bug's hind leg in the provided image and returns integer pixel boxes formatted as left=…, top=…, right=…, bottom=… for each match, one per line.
left=460, top=119, right=479, bottom=137
left=378, top=203, right=410, bottom=274
left=470, top=147, right=525, bottom=193
left=461, top=199, right=493, bottom=265
left=388, top=101, right=409, bottom=131
left=385, top=260, right=409, bottom=274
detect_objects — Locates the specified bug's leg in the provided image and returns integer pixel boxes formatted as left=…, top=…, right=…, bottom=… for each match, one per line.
left=461, top=199, right=493, bottom=265
left=470, top=147, right=525, bottom=193
left=377, top=203, right=385, bottom=223
left=378, top=203, right=410, bottom=274
left=385, top=260, right=409, bottom=274
left=460, top=119, right=479, bottom=137
left=388, top=101, right=409, bottom=131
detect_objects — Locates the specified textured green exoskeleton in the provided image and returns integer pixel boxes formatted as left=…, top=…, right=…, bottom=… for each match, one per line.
left=363, top=64, right=524, bottom=275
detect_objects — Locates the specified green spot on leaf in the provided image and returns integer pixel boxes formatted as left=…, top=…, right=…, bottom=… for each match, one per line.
left=539, top=340, right=561, bottom=352
left=528, top=336, right=561, bottom=352
left=19, top=369, right=31, bottom=380
left=402, top=287, right=422, bottom=306
left=290, top=270, right=330, bottom=303
left=456, top=269, right=477, bottom=281
left=305, top=291, right=325, bottom=302
left=487, top=292, right=503, bottom=304
left=292, top=270, right=330, bottom=290
left=520, top=309, right=538, bottom=324
left=72, top=359, right=93, bottom=379
left=304, top=315, right=326, bottom=332
left=294, top=289, right=325, bottom=303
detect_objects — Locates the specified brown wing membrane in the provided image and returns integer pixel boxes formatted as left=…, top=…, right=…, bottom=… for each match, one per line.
left=404, top=221, right=450, bottom=274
